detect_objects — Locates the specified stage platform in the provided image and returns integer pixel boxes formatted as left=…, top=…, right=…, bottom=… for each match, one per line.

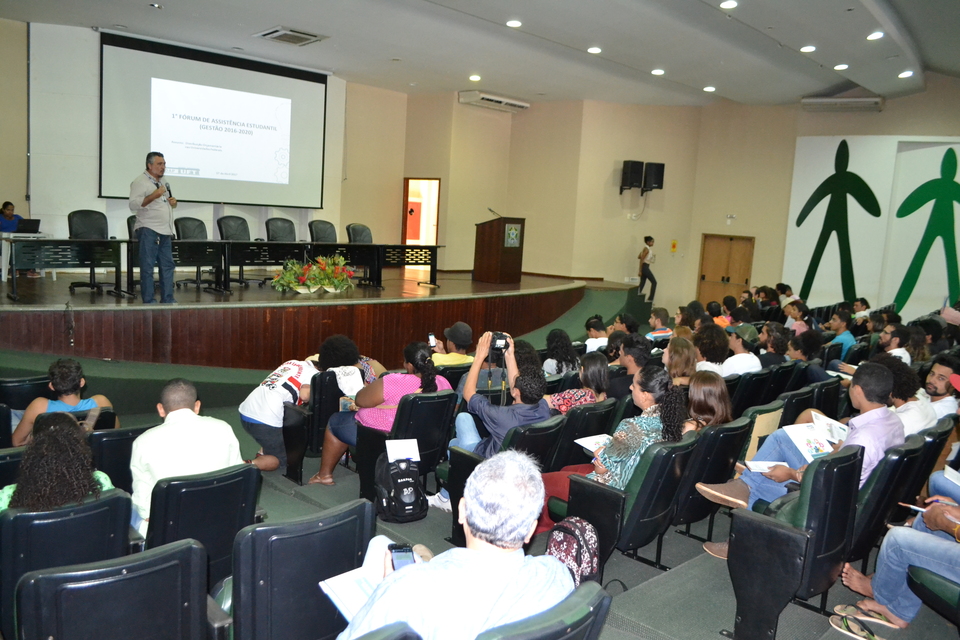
left=0, top=267, right=586, bottom=370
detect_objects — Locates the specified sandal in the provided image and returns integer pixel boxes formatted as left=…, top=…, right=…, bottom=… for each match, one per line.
left=830, top=615, right=886, bottom=640
left=833, top=604, right=899, bottom=629
left=308, top=472, right=335, bottom=486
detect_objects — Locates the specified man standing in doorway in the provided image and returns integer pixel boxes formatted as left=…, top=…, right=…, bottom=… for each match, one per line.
left=129, top=152, right=177, bottom=304
left=638, top=236, right=657, bottom=301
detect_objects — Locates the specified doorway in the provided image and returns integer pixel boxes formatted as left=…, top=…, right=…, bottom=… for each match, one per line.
left=402, top=178, right=440, bottom=246
left=696, top=234, right=755, bottom=304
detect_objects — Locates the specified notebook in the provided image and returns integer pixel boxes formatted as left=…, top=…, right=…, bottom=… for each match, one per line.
left=15, top=219, right=40, bottom=233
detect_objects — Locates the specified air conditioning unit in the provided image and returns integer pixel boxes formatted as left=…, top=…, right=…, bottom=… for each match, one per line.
left=800, top=97, right=885, bottom=112
left=254, top=26, right=326, bottom=47
left=458, top=91, right=530, bottom=113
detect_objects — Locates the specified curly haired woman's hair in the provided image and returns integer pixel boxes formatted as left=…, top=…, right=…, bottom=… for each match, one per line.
left=764, top=322, right=790, bottom=356
left=10, top=413, right=101, bottom=511
left=665, top=336, right=697, bottom=380
left=636, top=365, right=688, bottom=443
left=513, top=339, right=542, bottom=370
left=676, top=307, right=696, bottom=330
left=403, top=342, right=439, bottom=393
left=693, top=324, right=729, bottom=364
left=579, top=352, right=609, bottom=395
left=546, top=328, right=580, bottom=374
left=687, top=371, right=733, bottom=430
left=871, top=353, right=921, bottom=402
left=317, top=334, right=361, bottom=370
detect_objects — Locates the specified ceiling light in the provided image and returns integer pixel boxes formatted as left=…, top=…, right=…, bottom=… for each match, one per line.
left=899, top=70, right=914, bottom=78
left=587, top=47, right=601, bottom=54
left=113, top=24, right=128, bottom=29
left=149, top=3, right=163, bottom=8
left=834, top=64, right=849, bottom=71
left=800, top=45, right=816, bottom=53
left=469, top=75, right=481, bottom=82
left=867, top=31, right=884, bottom=40
left=651, top=69, right=665, bottom=76
left=720, top=1, right=738, bottom=9
left=506, top=20, right=521, bottom=28
left=231, top=47, right=244, bottom=51
left=703, top=86, right=716, bottom=92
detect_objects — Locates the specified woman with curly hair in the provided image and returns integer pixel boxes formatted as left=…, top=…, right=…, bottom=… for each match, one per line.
left=535, top=365, right=688, bottom=533
left=310, top=342, right=452, bottom=485
left=545, top=351, right=608, bottom=414
left=664, top=336, right=697, bottom=386
left=675, top=307, right=696, bottom=331
left=543, top=328, right=580, bottom=375
left=5, top=413, right=112, bottom=512
left=684, top=371, right=733, bottom=434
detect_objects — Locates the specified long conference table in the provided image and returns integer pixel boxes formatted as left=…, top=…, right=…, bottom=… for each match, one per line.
left=3, top=236, right=443, bottom=301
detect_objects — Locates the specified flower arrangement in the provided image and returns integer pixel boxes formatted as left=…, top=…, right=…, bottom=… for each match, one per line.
left=271, top=255, right=356, bottom=293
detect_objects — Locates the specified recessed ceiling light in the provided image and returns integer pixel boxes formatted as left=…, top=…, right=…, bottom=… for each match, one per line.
left=469, top=75, right=481, bottom=82
left=899, top=70, right=914, bottom=78
left=113, top=24, right=128, bottom=29
left=149, top=3, right=163, bottom=8
left=506, top=20, right=522, bottom=28
left=231, top=47, right=244, bottom=51
left=720, top=1, right=738, bottom=9
left=703, top=86, right=716, bottom=92
left=587, top=47, right=601, bottom=54
left=834, top=64, right=849, bottom=71
left=800, top=45, right=816, bottom=53
left=867, top=31, right=884, bottom=40
left=651, top=69, right=665, bottom=76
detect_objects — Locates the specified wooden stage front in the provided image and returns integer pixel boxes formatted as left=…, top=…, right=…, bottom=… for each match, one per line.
left=0, top=267, right=584, bottom=370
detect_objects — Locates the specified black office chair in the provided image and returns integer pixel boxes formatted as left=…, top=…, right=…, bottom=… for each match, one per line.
left=88, top=425, right=154, bottom=493
left=174, top=216, right=218, bottom=289
left=67, top=209, right=114, bottom=294
left=17, top=539, right=229, bottom=640
left=217, top=215, right=261, bottom=287
left=265, top=217, right=298, bottom=242
left=309, top=219, right=338, bottom=243
left=475, top=582, right=612, bottom=640
left=346, top=223, right=373, bottom=243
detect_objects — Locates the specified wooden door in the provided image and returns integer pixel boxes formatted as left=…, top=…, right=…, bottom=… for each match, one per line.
left=696, top=234, right=755, bottom=304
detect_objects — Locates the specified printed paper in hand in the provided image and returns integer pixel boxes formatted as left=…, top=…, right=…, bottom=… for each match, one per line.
left=319, top=566, right=382, bottom=622
left=811, top=411, right=848, bottom=442
left=783, top=423, right=834, bottom=463
left=943, top=465, right=960, bottom=488
left=826, top=370, right=853, bottom=381
left=385, top=438, right=420, bottom=462
left=745, top=461, right=788, bottom=473
left=575, top=434, right=612, bottom=454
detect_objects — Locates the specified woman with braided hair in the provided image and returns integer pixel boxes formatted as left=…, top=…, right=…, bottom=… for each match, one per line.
left=4, top=413, right=113, bottom=512
left=310, top=342, right=452, bottom=485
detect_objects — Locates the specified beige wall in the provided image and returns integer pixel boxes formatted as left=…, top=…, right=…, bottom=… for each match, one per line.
left=405, top=93, right=454, bottom=263
left=0, top=19, right=28, bottom=217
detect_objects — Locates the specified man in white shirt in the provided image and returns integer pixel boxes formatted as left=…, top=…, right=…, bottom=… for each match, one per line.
left=722, top=325, right=762, bottom=376
left=923, top=354, right=960, bottom=418
left=775, top=283, right=800, bottom=307
left=130, top=378, right=245, bottom=535
left=876, top=354, right=937, bottom=437
left=880, top=323, right=912, bottom=365
left=853, top=297, right=872, bottom=319
left=584, top=315, right=608, bottom=353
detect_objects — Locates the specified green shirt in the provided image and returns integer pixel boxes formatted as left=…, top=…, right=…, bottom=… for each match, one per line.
left=0, top=470, right=115, bottom=512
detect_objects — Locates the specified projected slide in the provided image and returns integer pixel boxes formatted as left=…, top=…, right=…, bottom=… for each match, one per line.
left=151, top=78, right=292, bottom=184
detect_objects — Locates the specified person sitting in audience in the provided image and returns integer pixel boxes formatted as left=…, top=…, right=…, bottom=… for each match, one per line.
left=698, top=363, right=904, bottom=558
left=687, top=300, right=706, bottom=320
left=664, top=336, right=697, bottom=386
left=604, top=330, right=627, bottom=365
left=535, top=365, right=688, bottom=534
left=923, top=353, right=960, bottom=418
left=884, top=311, right=903, bottom=325
left=306, top=334, right=386, bottom=384
left=905, top=325, right=930, bottom=364
left=783, top=300, right=818, bottom=334
left=456, top=349, right=506, bottom=410
left=755, top=286, right=779, bottom=309
left=863, top=311, right=886, bottom=352
left=431, top=321, right=475, bottom=366
left=339, top=451, right=574, bottom=640
left=645, top=307, right=674, bottom=341
left=428, top=333, right=551, bottom=512
left=757, top=321, right=789, bottom=368
left=871, top=354, right=937, bottom=436
left=2, top=412, right=113, bottom=513
left=607, top=312, right=639, bottom=335
left=693, top=324, right=728, bottom=375
left=545, top=352, right=608, bottom=414
left=14, top=358, right=116, bottom=447
left=675, top=306, right=697, bottom=331
left=513, top=339, right=543, bottom=371
left=722, top=325, right=761, bottom=377
left=880, top=323, right=912, bottom=365
left=130, top=379, right=244, bottom=535
left=584, top=314, right=609, bottom=353
left=775, top=283, right=800, bottom=306
left=786, top=331, right=831, bottom=384
left=674, top=325, right=694, bottom=341
left=707, top=301, right=730, bottom=328
left=311, top=342, right=453, bottom=485
left=740, top=290, right=753, bottom=304
left=741, top=298, right=762, bottom=322
left=607, top=334, right=652, bottom=403
left=685, top=371, right=733, bottom=433
left=542, top=328, right=579, bottom=375
left=917, top=317, right=951, bottom=356
left=722, top=296, right=738, bottom=323
left=852, top=297, right=871, bottom=319
left=826, top=309, right=857, bottom=361
left=694, top=313, right=714, bottom=330
left=727, top=307, right=758, bottom=342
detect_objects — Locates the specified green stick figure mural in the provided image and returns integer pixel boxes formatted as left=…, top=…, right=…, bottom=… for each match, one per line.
left=893, top=148, right=960, bottom=311
left=796, top=140, right=881, bottom=301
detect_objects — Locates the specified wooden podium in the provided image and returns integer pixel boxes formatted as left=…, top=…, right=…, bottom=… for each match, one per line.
left=473, top=217, right=525, bottom=284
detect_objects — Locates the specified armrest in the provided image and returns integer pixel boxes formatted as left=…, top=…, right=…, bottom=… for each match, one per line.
left=907, top=565, right=960, bottom=623
left=564, top=474, right=628, bottom=566
left=128, top=525, right=145, bottom=554
left=447, top=446, right=484, bottom=547
left=356, top=423, right=390, bottom=502
left=206, top=594, right=233, bottom=640
left=758, top=490, right=800, bottom=517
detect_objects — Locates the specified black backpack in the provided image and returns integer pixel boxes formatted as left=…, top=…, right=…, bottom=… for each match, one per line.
left=374, top=452, right=428, bottom=523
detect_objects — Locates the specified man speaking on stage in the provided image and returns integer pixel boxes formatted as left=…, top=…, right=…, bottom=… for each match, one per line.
left=129, top=151, right=178, bottom=304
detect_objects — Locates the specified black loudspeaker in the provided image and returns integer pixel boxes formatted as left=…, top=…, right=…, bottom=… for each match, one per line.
left=643, top=163, right=665, bottom=193
left=620, top=160, right=644, bottom=194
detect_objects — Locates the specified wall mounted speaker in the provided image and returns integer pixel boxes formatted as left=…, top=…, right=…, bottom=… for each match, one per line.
left=642, top=163, right=665, bottom=193
left=620, top=160, right=644, bottom=194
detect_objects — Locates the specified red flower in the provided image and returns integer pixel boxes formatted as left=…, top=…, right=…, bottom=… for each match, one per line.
left=302, top=264, right=310, bottom=273
left=347, top=270, right=354, bottom=277
left=298, top=276, right=307, bottom=284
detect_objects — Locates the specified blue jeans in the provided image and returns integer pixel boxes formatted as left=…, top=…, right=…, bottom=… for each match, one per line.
left=911, top=471, right=960, bottom=540
left=439, top=413, right=483, bottom=499
left=137, top=227, right=175, bottom=303
left=740, top=429, right=810, bottom=508
left=872, top=526, right=960, bottom=622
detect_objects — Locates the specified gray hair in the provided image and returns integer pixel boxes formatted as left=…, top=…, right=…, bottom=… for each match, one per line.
left=463, top=450, right=544, bottom=549
left=145, top=151, right=164, bottom=168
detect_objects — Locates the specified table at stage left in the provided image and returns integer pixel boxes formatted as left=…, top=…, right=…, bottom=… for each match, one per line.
left=3, top=236, right=125, bottom=301
left=0, top=232, right=58, bottom=284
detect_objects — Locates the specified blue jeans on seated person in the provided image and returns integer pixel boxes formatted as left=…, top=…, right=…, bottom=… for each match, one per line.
left=328, top=410, right=359, bottom=446
left=740, top=428, right=810, bottom=508
left=911, top=470, right=960, bottom=540
left=438, top=413, right=484, bottom=500
left=137, top=227, right=175, bottom=304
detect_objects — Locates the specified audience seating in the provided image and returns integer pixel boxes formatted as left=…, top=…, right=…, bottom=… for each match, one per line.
left=16, top=539, right=229, bottom=640
left=34, top=407, right=117, bottom=432
left=722, top=374, right=741, bottom=405
left=355, top=623, right=423, bottom=640
left=475, top=581, right=611, bottom=640
left=730, top=369, right=772, bottom=419
left=0, top=488, right=133, bottom=640
left=265, top=217, right=297, bottom=242
left=808, top=377, right=841, bottom=420
left=174, top=216, right=219, bottom=290
left=740, top=400, right=784, bottom=461
left=727, top=446, right=863, bottom=638
left=306, top=370, right=344, bottom=455
left=761, top=360, right=798, bottom=404
left=557, top=371, right=582, bottom=392
left=572, top=343, right=587, bottom=357
left=282, top=401, right=310, bottom=485
left=355, top=391, right=458, bottom=501
left=0, top=446, right=24, bottom=488
left=469, top=386, right=514, bottom=407
left=545, top=374, right=564, bottom=395
left=606, top=395, right=634, bottom=433
left=782, top=361, right=809, bottom=394
left=146, top=463, right=261, bottom=589
left=818, top=341, right=842, bottom=366
left=0, top=376, right=58, bottom=445
left=776, top=386, right=814, bottom=428
left=907, top=566, right=960, bottom=634
left=889, top=416, right=956, bottom=523
left=309, top=219, right=338, bottom=243
left=346, top=223, right=373, bottom=244
left=843, top=341, right=870, bottom=366
left=436, top=364, right=472, bottom=390
left=67, top=209, right=115, bottom=294
left=548, top=399, right=618, bottom=472
left=217, top=215, right=262, bottom=287
left=88, top=425, right=154, bottom=493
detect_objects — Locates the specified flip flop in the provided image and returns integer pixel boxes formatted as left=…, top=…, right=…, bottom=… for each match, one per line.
left=833, top=604, right=899, bottom=629
left=830, top=615, right=886, bottom=640
left=308, top=473, right=335, bottom=486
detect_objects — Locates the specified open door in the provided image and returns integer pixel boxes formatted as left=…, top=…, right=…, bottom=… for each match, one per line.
left=402, top=178, right=440, bottom=246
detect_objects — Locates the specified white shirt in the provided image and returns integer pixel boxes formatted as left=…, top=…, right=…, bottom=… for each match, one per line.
left=924, top=389, right=959, bottom=419
left=722, top=352, right=762, bottom=377
left=696, top=361, right=725, bottom=375
left=887, top=347, right=912, bottom=366
left=892, top=397, right=938, bottom=436
left=130, top=408, right=244, bottom=528
left=585, top=337, right=608, bottom=353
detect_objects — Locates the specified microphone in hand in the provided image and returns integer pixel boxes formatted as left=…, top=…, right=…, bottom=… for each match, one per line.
left=164, top=182, right=173, bottom=198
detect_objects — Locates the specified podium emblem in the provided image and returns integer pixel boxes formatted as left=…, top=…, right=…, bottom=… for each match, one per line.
left=504, top=224, right=521, bottom=247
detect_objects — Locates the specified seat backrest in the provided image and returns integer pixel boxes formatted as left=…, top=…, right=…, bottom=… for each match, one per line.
left=146, top=464, right=261, bottom=588
left=761, top=360, right=798, bottom=404
left=0, top=446, right=25, bottom=489
left=67, top=209, right=108, bottom=240
left=88, top=425, right=155, bottom=494
left=740, top=400, right=784, bottom=461
left=232, top=500, right=376, bottom=640
left=308, top=370, right=344, bottom=452
left=265, top=217, right=297, bottom=242
left=175, top=216, right=208, bottom=240
left=0, top=375, right=56, bottom=411
left=723, top=374, right=741, bottom=404
left=894, top=416, right=957, bottom=516
left=783, top=360, right=809, bottom=393
left=500, top=414, right=567, bottom=469
left=545, top=374, right=564, bottom=395
left=0, top=490, right=132, bottom=640
left=126, top=214, right=137, bottom=239
left=475, top=581, right=612, bottom=640
left=809, top=377, right=841, bottom=420
left=731, top=369, right=772, bottom=418
left=820, top=341, right=842, bottom=365
left=389, top=391, right=458, bottom=475
left=606, top=395, right=634, bottom=434
left=217, top=215, right=252, bottom=241
left=35, top=408, right=116, bottom=432
left=346, top=223, right=373, bottom=243
left=436, top=364, right=473, bottom=390
left=558, top=371, right=582, bottom=392
left=17, top=539, right=207, bottom=640
left=309, top=219, right=338, bottom=243
left=549, top=399, right=618, bottom=472
left=776, top=386, right=814, bottom=427
left=471, top=387, right=513, bottom=407
left=844, top=342, right=870, bottom=366
left=672, top=417, right=752, bottom=527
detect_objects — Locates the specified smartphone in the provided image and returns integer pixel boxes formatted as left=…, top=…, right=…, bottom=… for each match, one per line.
left=428, top=333, right=436, bottom=347
left=388, top=543, right=416, bottom=570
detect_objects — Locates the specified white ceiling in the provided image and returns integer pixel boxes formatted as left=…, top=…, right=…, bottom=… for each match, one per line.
left=1, top=0, right=955, bottom=106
